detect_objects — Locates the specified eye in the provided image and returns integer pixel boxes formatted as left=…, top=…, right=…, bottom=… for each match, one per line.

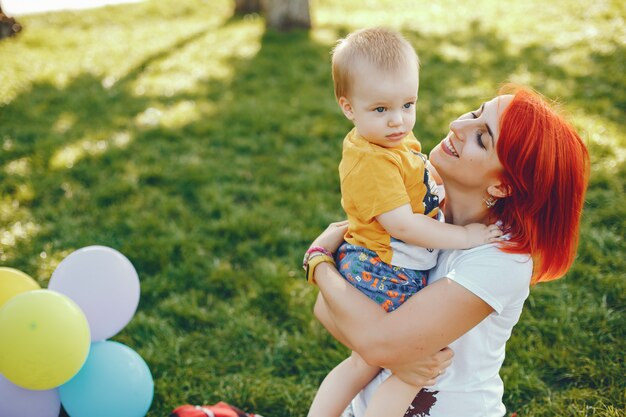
left=476, top=131, right=486, bottom=149
left=403, top=102, right=414, bottom=109
left=374, top=107, right=385, bottom=113
left=471, top=112, right=478, bottom=118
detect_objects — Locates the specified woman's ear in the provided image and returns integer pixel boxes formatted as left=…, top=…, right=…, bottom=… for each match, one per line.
left=338, top=96, right=354, bottom=121
left=487, top=183, right=512, bottom=199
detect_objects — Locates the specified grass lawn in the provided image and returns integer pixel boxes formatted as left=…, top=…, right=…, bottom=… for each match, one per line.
left=0, top=0, right=624, bottom=415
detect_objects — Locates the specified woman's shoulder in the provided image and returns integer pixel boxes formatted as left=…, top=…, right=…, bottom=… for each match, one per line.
left=434, top=245, right=533, bottom=312
left=447, top=243, right=530, bottom=260
left=435, top=245, right=533, bottom=286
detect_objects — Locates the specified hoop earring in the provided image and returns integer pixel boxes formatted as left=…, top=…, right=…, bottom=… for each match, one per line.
left=483, top=196, right=496, bottom=209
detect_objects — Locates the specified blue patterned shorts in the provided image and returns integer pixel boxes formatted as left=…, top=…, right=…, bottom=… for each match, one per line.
left=336, top=242, right=428, bottom=312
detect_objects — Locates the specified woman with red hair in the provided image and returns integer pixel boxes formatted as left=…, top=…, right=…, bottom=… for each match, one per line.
left=304, top=85, right=589, bottom=417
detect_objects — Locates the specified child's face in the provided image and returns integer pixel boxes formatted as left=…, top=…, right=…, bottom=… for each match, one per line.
left=339, top=61, right=418, bottom=148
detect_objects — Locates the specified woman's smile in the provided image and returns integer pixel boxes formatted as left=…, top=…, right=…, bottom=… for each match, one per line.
left=442, top=136, right=459, bottom=157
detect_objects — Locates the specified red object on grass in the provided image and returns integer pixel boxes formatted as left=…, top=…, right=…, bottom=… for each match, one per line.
left=170, top=402, right=263, bottom=417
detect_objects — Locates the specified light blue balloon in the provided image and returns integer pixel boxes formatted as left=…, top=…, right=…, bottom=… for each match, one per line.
left=59, top=341, right=153, bottom=417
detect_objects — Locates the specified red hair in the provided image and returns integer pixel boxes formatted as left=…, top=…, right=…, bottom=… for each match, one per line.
left=493, top=85, right=590, bottom=284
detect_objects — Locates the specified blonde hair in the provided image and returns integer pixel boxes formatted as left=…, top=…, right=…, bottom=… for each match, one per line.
left=331, top=27, right=419, bottom=101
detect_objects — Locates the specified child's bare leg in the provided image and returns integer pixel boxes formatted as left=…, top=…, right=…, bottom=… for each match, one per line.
left=308, top=351, right=380, bottom=417
left=362, top=374, right=421, bottom=417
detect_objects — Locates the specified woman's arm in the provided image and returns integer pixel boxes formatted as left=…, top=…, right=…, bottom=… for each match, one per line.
left=308, top=222, right=493, bottom=369
left=313, top=293, right=355, bottom=351
left=315, top=263, right=492, bottom=367
left=314, top=281, right=454, bottom=388
left=315, top=291, right=455, bottom=387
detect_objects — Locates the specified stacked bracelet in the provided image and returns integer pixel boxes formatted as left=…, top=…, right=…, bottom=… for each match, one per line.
left=302, top=246, right=334, bottom=268
left=302, top=246, right=335, bottom=285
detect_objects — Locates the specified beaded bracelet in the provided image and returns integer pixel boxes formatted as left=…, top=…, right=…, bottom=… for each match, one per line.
left=302, top=245, right=334, bottom=270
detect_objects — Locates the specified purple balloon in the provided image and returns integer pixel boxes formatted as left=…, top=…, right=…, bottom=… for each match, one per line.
left=0, top=374, right=61, bottom=417
left=49, top=246, right=140, bottom=342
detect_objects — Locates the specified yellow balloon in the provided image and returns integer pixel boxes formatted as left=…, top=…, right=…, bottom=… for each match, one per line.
left=0, top=267, right=40, bottom=307
left=0, top=289, right=90, bottom=390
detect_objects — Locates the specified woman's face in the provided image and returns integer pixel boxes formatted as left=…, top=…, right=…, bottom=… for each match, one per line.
left=430, top=95, right=514, bottom=190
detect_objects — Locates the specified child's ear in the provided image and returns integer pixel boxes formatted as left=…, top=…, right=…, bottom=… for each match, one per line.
left=338, top=96, right=354, bottom=121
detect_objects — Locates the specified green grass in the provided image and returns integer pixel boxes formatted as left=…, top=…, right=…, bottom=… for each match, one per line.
left=0, top=0, right=624, bottom=415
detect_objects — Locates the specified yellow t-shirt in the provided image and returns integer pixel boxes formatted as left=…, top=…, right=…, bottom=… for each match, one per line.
left=339, top=128, right=440, bottom=268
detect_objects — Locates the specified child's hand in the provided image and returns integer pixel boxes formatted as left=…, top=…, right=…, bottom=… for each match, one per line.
left=463, top=222, right=503, bottom=247
left=390, top=347, right=454, bottom=387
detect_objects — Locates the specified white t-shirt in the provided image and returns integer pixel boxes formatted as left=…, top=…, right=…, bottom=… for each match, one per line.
left=351, top=244, right=533, bottom=417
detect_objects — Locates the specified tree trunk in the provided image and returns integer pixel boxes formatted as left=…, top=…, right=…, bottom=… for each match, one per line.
left=0, top=4, right=22, bottom=40
left=234, top=0, right=262, bottom=15
left=234, top=0, right=311, bottom=31
left=261, top=0, right=310, bottom=31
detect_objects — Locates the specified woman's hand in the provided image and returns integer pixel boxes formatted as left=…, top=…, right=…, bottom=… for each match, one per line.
left=389, top=347, right=454, bottom=387
left=309, top=220, right=349, bottom=254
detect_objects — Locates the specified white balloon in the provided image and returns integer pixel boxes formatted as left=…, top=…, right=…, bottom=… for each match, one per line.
left=0, top=374, right=61, bottom=417
left=49, top=246, right=140, bottom=341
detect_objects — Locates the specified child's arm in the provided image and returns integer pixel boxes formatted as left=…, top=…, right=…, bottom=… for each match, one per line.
left=377, top=204, right=501, bottom=249
left=362, top=374, right=421, bottom=417
left=307, top=351, right=381, bottom=417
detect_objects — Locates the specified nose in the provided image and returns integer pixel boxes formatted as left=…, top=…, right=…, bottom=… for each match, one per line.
left=449, top=119, right=469, bottom=141
left=388, top=110, right=403, bottom=127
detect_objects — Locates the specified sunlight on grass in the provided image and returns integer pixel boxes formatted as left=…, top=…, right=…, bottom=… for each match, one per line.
left=0, top=0, right=623, bottom=415
left=573, top=112, right=626, bottom=171
left=309, top=27, right=338, bottom=45
left=0, top=0, right=235, bottom=103
left=437, top=42, right=471, bottom=63
left=314, top=0, right=625, bottom=55
left=132, top=18, right=265, bottom=97
left=0, top=221, right=39, bottom=247
left=36, top=246, right=74, bottom=282
left=52, top=112, right=78, bottom=134
left=0, top=218, right=40, bottom=262
left=4, top=157, right=32, bottom=176
left=49, top=130, right=134, bottom=169
left=134, top=101, right=211, bottom=129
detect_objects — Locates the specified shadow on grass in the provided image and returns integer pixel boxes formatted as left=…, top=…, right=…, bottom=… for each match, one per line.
left=1, top=16, right=624, bottom=417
